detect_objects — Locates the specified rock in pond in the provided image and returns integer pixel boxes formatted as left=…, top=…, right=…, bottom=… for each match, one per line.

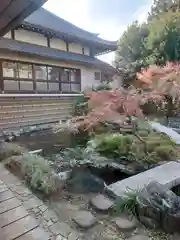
left=66, top=167, right=105, bottom=193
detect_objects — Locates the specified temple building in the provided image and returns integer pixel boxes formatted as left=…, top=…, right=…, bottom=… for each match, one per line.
left=0, top=7, right=119, bottom=131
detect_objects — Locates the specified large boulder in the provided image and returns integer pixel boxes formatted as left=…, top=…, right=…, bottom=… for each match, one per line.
left=137, top=181, right=180, bottom=233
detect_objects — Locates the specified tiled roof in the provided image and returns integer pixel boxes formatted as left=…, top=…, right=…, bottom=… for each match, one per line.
left=0, top=38, right=116, bottom=73
left=23, top=8, right=117, bottom=49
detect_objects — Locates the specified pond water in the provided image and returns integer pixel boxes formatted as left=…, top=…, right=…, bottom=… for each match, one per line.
left=14, top=129, right=130, bottom=185
left=15, top=129, right=87, bottom=152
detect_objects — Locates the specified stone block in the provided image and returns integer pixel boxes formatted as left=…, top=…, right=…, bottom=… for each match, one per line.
left=115, top=217, right=136, bottom=232
left=72, top=211, right=97, bottom=229
left=90, top=194, right=114, bottom=211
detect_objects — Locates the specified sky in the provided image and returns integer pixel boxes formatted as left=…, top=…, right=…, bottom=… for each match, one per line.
left=44, top=0, right=153, bottom=64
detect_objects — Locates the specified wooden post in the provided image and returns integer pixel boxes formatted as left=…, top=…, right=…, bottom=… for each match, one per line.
left=0, top=60, right=3, bottom=92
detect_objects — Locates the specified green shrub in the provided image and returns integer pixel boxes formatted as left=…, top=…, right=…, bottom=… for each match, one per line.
left=155, top=145, right=177, bottom=160
left=88, top=133, right=133, bottom=158
left=5, top=153, right=59, bottom=196
left=0, top=142, right=27, bottom=160
left=74, top=95, right=88, bottom=116
left=86, top=121, right=180, bottom=166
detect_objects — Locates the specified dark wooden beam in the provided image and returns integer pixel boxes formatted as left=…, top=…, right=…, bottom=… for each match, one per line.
left=0, top=60, right=4, bottom=92
left=47, top=37, right=50, bottom=48
left=11, top=30, right=15, bottom=40
left=66, top=42, right=69, bottom=52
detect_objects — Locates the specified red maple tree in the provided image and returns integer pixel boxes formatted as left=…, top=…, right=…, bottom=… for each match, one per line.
left=137, top=62, right=180, bottom=99
left=68, top=62, right=180, bottom=133
left=71, top=88, right=146, bottom=132
left=137, top=62, right=180, bottom=118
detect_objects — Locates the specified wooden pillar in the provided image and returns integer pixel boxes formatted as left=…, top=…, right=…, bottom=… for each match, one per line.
left=0, top=60, right=4, bottom=92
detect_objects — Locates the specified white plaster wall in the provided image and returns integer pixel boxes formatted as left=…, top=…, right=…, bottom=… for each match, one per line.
left=69, top=43, right=82, bottom=54
left=50, top=38, right=66, bottom=51
left=15, top=29, right=47, bottom=47
left=13, top=29, right=90, bottom=56
left=111, top=74, right=123, bottom=89
left=3, top=31, right=11, bottom=39
left=81, top=67, right=101, bottom=90
left=84, top=47, right=90, bottom=56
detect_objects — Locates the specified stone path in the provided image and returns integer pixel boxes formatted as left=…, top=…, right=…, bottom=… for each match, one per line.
left=107, top=161, right=180, bottom=198
left=0, top=165, right=76, bottom=240
left=150, top=122, right=180, bottom=144
left=0, top=177, right=51, bottom=239
left=0, top=164, right=175, bottom=240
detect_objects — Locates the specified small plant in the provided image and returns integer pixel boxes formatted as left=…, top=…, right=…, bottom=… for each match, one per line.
left=0, top=142, right=27, bottom=160
left=54, top=146, right=108, bottom=170
left=5, top=153, right=59, bottom=196
left=114, top=188, right=141, bottom=216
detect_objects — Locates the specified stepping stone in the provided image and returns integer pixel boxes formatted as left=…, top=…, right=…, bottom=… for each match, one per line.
left=115, top=217, right=136, bottom=232
left=50, top=222, right=72, bottom=237
left=72, top=211, right=97, bottom=229
left=127, top=235, right=149, bottom=240
left=90, top=194, right=114, bottom=211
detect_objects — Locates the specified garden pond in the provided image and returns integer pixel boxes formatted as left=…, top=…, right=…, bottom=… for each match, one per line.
left=13, top=128, right=132, bottom=186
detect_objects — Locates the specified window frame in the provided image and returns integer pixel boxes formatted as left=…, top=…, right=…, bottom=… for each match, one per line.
left=1, top=59, right=81, bottom=93
left=94, top=71, right=101, bottom=81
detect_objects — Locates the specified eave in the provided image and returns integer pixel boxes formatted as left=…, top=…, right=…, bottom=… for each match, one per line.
left=0, top=0, right=47, bottom=37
